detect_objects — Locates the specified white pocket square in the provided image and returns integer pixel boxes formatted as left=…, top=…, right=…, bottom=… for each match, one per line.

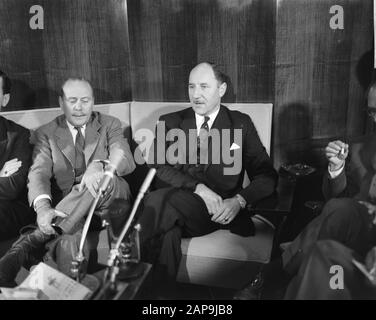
left=230, top=143, right=240, bottom=151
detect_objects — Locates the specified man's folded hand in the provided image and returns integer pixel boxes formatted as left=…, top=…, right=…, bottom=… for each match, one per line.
left=194, top=183, right=223, bottom=215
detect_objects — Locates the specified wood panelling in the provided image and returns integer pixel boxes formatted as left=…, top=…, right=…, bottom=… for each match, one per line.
left=128, top=0, right=275, bottom=102
left=0, top=0, right=373, bottom=170
left=274, top=0, right=373, bottom=168
left=0, top=0, right=132, bottom=110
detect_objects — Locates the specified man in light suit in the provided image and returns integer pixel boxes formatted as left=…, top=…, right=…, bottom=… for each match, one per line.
left=0, top=78, right=135, bottom=287
left=235, top=81, right=376, bottom=300
left=0, top=70, right=34, bottom=240
left=138, top=62, right=278, bottom=294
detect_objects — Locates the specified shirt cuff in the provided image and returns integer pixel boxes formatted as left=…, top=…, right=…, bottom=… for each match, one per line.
left=235, top=193, right=247, bottom=209
left=33, top=194, right=52, bottom=209
left=328, top=163, right=345, bottom=179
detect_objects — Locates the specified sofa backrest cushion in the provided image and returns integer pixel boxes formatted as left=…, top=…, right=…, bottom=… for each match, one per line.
left=130, top=101, right=273, bottom=155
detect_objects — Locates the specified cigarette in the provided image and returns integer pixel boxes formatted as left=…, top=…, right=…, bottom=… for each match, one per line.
left=338, top=147, right=345, bottom=159
left=370, top=265, right=376, bottom=276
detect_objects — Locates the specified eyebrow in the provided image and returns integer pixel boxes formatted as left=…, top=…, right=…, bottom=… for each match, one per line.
left=66, top=96, right=91, bottom=99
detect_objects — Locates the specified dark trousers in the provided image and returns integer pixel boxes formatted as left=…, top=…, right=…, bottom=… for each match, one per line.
left=47, top=176, right=131, bottom=274
left=138, top=187, right=253, bottom=280
left=285, top=240, right=376, bottom=299
left=0, top=176, right=131, bottom=281
left=0, top=200, right=35, bottom=241
left=282, top=198, right=376, bottom=285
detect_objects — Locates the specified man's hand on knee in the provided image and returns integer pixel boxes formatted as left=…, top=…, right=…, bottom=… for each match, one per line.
left=211, top=197, right=241, bottom=225
left=35, top=198, right=67, bottom=235
left=194, top=183, right=223, bottom=215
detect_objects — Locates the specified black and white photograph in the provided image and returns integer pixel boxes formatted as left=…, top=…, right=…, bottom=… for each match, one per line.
left=0, top=0, right=374, bottom=307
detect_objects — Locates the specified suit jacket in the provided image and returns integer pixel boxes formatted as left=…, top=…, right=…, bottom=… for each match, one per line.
left=28, top=112, right=136, bottom=206
left=323, top=134, right=376, bottom=202
left=151, top=105, right=278, bottom=204
left=0, top=116, right=32, bottom=201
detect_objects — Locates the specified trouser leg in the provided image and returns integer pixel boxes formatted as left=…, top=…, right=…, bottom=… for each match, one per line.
left=0, top=229, right=52, bottom=287
left=285, top=240, right=376, bottom=299
left=51, top=177, right=131, bottom=272
left=282, top=198, right=376, bottom=276
left=0, top=200, right=35, bottom=241
left=138, top=187, right=218, bottom=279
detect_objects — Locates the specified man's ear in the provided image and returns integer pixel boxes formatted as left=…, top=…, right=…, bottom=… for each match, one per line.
left=219, top=82, right=227, bottom=98
left=58, top=96, right=63, bottom=109
left=1, top=93, right=10, bottom=108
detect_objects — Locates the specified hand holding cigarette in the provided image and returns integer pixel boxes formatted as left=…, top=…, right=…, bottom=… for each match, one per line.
left=325, top=140, right=349, bottom=172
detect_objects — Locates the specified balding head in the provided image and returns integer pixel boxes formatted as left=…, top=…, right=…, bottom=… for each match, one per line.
left=188, top=62, right=227, bottom=116
left=58, top=78, right=94, bottom=127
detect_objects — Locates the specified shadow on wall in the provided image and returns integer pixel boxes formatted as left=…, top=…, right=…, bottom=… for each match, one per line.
left=278, top=102, right=322, bottom=167
left=221, top=73, right=236, bottom=103
left=356, top=49, right=375, bottom=91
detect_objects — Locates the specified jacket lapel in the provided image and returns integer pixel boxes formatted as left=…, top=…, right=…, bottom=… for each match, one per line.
left=205, top=105, right=233, bottom=171
left=0, top=118, right=8, bottom=162
left=84, top=114, right=101, bottom=165
left=179, top=108, right=196, bottom=164
left=55, top=119, right=75, bottom=168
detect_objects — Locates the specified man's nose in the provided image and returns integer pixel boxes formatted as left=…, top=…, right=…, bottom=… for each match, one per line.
left=192, top=87, right=202, bottom=98
left=73, top=100, right=82, bottom=110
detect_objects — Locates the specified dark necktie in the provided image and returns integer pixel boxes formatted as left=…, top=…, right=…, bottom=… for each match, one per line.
left=74, top=126, right=86, bottom=179
left=197, top=116, right=210, bottom=164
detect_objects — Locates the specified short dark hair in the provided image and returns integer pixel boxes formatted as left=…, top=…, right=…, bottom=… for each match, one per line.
left=59, top=77, right=93, bottom=98
left=196, top=62, right=227, bottom=84
left=0, top=70, right=11, bottom=94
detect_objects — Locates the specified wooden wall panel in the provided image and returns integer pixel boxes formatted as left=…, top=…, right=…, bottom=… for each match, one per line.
left=127, top=0, right=163, bottom=101
left=128, top=0, right=275, bottom=103
left=1, top=0, right=373, bottom=171
left=0, top=0, right=46, bottom=109
left=274, top=0, right=373, bottom=168
left=0, top=0, right=131, bottom=110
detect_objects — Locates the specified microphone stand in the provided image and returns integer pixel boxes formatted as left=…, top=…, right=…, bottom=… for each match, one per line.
left=99, top=168, right=156, bottom=298
left=70, top=193, right=101, bottom=282
left=71, top=162, right=115, bottom=283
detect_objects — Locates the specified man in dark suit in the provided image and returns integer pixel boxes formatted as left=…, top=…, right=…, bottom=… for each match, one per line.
left=235, top=81, right=376, bottom=300
left=0, top=70, right=34, bottom=240
left=138, top=62, right=278, bottom=290
left=0, top=78, right=135, bottom=287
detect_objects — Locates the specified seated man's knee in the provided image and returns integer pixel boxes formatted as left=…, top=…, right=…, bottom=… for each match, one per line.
left=314, top=239, right=342, bottom=255
left=322, top=198, right=361, bottom=222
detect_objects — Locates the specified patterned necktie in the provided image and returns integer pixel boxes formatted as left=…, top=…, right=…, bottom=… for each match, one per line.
left=197, top=116, right=210, bottom=164
left=74, top=126, right=86, bottom=178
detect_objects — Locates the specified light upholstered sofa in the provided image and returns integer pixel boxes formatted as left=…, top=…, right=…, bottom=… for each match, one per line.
left=0, top=101, right=291, bottom=289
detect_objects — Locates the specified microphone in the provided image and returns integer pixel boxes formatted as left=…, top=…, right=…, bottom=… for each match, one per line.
left=107, top=168, right=156, bottom=267
left=57, top=150, right=127, bottom=283
left=95, top=168, right=157, bottom=298
left=56, top=149, right=126, bottom=235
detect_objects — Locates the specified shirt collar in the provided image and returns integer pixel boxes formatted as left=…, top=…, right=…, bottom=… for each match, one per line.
left=195, top=105, right=221, bottom=131
left=66, top=120, right=86, bottom=138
